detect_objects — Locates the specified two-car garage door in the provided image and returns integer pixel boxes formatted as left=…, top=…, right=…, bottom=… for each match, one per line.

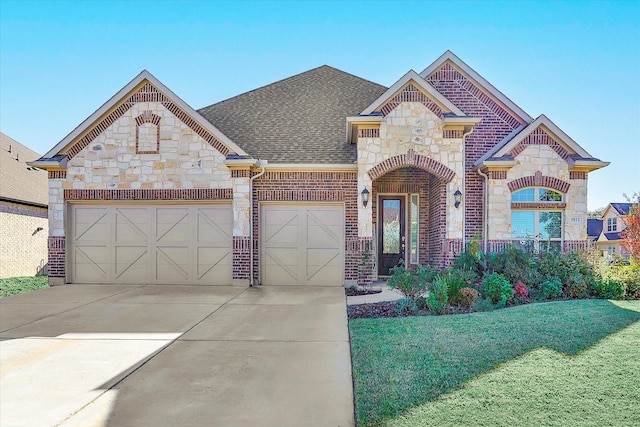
left=70, top=204, right=232, bottom=285
left=261, top=204, right=344, bottom=286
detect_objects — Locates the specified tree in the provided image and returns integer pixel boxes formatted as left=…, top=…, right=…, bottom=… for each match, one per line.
left=620, top=192, right=640, bottom=264
left=587, top=206, right=606, bottom=219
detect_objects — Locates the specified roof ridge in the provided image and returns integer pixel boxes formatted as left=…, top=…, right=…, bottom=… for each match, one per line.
left=198, top=65, right=387, bottom=111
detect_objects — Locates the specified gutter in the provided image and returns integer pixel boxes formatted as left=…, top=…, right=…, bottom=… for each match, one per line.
left=249, top=160, right=267, bottom=287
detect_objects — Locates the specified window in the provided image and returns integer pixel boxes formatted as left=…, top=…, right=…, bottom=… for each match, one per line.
left=511, top=187, right=563, bottom=252
left=608, top=246, right=616, bottom=255
left=607, top=217, right=617, bottom=232
left=410, top=195, right=419, bottom=264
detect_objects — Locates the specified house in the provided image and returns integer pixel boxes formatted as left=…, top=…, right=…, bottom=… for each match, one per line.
left=29, top=51, right=609, bottom=287
left=587, top=218, right=603, bottom=245
left=595, top=203, right=633, bottom=258
left=0, top=133, right=49, bottom=278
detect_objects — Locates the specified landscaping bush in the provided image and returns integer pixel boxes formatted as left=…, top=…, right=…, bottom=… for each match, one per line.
left=483, top=272, right=514, bottom=307
left=394, top=298, right=418, bottom=316
left=458, top=287, right=480, bottom=308
left=486, top=246, right=541, bottom=286
left=427, top=276, right=449, bottom=315
left=593, top=257, right=640, bottom=299
left=540, top=278, right=563, bottom=299
left=387, top=263, right=438, bottom=300
left=537, top=250, right=596, bottom=298
left=441, top=268, right=477, bottom=305
left=513, top=281, right=529, bottom=300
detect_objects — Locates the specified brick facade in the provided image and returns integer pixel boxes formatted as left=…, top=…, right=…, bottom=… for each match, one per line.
left=252, top=171, right=360, bottom=284
left=427, top=63, right=527, bottom=242
left=0, top=201, right=48, bottom=278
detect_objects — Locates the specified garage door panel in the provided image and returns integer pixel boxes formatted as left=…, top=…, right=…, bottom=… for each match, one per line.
left=74, top=208, right=109, bottom=242
left=115, top=208, right=148, bottom=242
left=156, top=208, right=191, bottom=243
left=70, top=204, right=232, bottom=285
left=197, top=247, right=232, bottom=282
left=73, top=246, right=109, bottom=282
left=262, top=204, right=344, bottom=286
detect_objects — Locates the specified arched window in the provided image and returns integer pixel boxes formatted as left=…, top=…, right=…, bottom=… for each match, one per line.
left=511, top=187, right=563, bottom=252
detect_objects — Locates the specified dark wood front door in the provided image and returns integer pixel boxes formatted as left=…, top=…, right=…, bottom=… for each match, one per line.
left=378, top=196, right=405, bottom=276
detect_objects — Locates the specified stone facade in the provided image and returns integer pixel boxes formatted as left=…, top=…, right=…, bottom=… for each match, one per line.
left=0, top=201, right=48, bottom=278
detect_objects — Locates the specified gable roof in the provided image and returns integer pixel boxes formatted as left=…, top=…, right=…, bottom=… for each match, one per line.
left=587, top=218, right=603, bottom=238
left=420, top=50, right=533, bottom=124
left=610, top=202, right=632, bottom=216
left=36, top=70, right=247, bottom=165
left=360, top=70, right=465, bottom=116
left=475, top=114, right=609, bottom=170
left=198, top=65, right=387, bottom=164
left=0, top=133, right=48, bottom=207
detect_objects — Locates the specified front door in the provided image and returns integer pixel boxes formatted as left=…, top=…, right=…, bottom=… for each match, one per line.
left=378, top=196, right=405, bottom=276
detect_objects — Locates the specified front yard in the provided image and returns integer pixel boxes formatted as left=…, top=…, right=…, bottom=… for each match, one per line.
left=0, top=276, right=48, bottom=298
left=350, top=299, right=640, bottom=426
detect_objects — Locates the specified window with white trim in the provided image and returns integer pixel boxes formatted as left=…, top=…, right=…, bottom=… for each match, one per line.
left=511, top=187, right=563, bottom=252
left=607, top=217, right=617, bottom=232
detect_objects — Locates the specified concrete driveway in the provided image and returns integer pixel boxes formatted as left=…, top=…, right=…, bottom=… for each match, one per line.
left=0, top=285, right=354, bottom=426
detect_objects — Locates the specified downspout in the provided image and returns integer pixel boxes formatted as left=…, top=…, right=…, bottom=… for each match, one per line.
left=461, top=127, right=475, bottom=252
left=477, top=167, right=489, bottom=254
left=249, top=160, right=266, bottom=287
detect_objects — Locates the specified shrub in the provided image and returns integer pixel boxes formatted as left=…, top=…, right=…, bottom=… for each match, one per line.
left=537, top=251, right=595, bottom=298
left=513, top=281, right=529, bottom=299
left=483, top=273, right=514, bottom=307
left=540, top=278, right=563, bottom=299
left=394, top=298, right=418, bottom=316
left=427, top=276, right=449, bottom=315
left=593, top=279, right=626, bottom=300
left=458, top=287, right=480, bottom=308
left=486, top=246, right=541, bottom=286
left=441, top=268, right=478, bottom=305
left=593, top=257, right=640, bottom=299
left=387, top=263, right=437, bottom=300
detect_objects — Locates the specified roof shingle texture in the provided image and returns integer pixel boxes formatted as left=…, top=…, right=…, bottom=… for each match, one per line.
left=0, top=133, right=48, bottom=206
left=198, top=65, right=387, bottom=164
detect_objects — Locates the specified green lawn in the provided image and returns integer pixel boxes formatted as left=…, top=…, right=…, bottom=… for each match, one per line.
left=349, top=299, right=640, bottom=427
left=0, top=276, right=49, bottom=298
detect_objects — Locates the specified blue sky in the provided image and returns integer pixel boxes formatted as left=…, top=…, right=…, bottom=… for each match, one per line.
left=1, top=0, right=638, bottom=210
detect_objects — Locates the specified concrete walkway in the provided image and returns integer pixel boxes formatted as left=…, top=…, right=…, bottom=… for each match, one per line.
left=0, top=285, right=354, bottom=427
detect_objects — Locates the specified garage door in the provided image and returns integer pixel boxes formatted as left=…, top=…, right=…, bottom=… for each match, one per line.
left=261, top=204, right=344, bottom=286
left=70, top=204, right=232, bottom=285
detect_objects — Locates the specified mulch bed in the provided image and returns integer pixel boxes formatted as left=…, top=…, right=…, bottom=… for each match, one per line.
left=344, top=287, right=383, bottom=296
left=347, top=300, right=475, bottom=319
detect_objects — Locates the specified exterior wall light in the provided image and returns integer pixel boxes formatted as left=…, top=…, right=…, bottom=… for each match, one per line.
left=361, top=188, right=370, bottom=208
left=454, top=188, right=463, bottom=209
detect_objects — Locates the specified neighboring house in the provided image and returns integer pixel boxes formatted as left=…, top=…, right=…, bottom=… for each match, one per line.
left=0, top=133, right=49, bottom=278
left=29, top=51, right=609, bottom=287
left=587, top=218, right=603, bottom=245
left=595, top=203, right=632, bottom=259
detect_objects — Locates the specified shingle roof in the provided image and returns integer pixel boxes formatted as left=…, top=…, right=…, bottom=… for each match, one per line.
left=604, top=232, right=623, bottom=241
left=587, top=218, right=603, bottom=239
left=198, top=65, right=387, bottom=164
left=610, top=202, right=632, bottom=216
left=0, top=133, right=48, bottom=207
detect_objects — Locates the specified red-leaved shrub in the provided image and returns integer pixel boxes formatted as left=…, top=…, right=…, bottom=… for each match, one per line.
left=514, top=281, right=529, bottom=299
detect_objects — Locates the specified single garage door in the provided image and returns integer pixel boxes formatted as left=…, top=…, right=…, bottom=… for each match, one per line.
left=261, top=204, right=344, bottom=286
left=70, top=204, right=232, bottom=285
